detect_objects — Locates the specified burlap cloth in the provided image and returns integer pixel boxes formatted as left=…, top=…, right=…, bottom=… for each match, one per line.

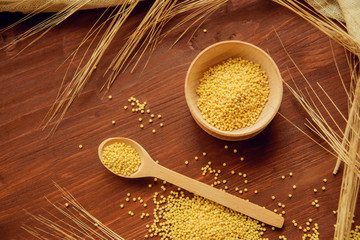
left=0, top=0, right=126, bottom=13
left=0, top=0, right=358, bottom=42
left=306, top=0, right=359, bottom=42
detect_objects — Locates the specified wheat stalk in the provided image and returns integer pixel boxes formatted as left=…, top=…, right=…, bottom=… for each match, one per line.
left=22, top=183, right=123, bottom=240
left=43, top=0, right=140, bottom=135
left=0, top=0, right=227, bottom=134
left=283, top=47, right=360, bottom=240
left=273, top=1, right=360, bottom=238
left=334, top=56, right=360, bottom=239
left=45, top=0, right=227, bottom=134
left=276, top=31, right=360, bottom=240
left=103, top=0, right=228, bottom=89
left=273, top=0, right=360, bottom=57
left=1, top=0, right=94, bottom=56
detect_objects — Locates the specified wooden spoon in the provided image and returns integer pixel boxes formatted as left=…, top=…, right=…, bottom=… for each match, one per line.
left=98, top=137, right=284, bottom=228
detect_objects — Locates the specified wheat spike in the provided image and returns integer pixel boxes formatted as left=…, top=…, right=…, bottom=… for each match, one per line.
left=23, top=183, right=124, bottom=239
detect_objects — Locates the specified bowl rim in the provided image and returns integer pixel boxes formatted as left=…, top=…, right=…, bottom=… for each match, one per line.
left=185, top=40, right=283, bottom=140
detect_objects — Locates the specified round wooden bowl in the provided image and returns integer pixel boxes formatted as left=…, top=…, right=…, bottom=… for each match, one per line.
left=185, top=40, right=283, bottom=141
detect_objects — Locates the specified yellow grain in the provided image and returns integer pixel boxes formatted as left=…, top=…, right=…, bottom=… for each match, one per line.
left=102, top=142, right=141, bottom=176
left=196, top=57, right=269, bottom=131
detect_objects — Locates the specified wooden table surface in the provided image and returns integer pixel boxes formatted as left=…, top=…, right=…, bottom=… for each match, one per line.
left=0, top=1, right=357, bottom=239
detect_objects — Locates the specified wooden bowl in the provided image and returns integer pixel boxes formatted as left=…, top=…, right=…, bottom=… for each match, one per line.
left=185, top=40, right=283, bottom=141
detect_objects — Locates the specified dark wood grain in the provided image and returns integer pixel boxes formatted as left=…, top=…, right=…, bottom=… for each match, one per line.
left=0, top=0, right=356, bottom=239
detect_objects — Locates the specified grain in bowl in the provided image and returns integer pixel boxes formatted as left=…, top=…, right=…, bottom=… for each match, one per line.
left=196, top=57, right=270, bottom=131
left=185, top=40, right=283, bottom=141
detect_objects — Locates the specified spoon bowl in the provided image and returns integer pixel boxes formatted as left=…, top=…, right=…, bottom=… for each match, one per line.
left=98, top=137, right=155, bottom=178
left=98, top=137, right=284, bottom=228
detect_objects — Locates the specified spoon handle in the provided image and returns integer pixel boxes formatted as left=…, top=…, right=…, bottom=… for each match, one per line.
left=154, top=164, right=284, bottom=228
